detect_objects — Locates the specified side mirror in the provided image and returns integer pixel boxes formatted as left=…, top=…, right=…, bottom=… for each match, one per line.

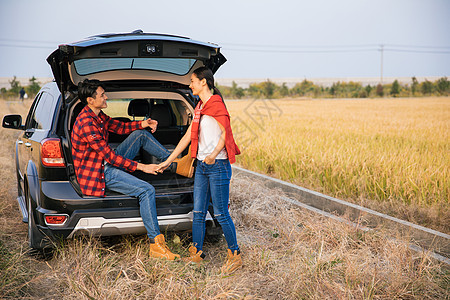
left=2, top=114, right=24, bottom=130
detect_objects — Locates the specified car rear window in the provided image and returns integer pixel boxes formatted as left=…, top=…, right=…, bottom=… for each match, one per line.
left=73, top=58, right=197, bottom=76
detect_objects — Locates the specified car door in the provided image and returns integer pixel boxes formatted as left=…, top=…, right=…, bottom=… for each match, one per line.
left=27, top=90, right=57, bottom=168
left=19, top=90, right=57, bottom=179
left=17, top=93, right=41, bottom=183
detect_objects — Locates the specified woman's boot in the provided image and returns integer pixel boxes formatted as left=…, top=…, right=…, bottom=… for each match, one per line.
left=182, top=245, right=205, bottom=263
left=221, top=249, right=242, bottom=274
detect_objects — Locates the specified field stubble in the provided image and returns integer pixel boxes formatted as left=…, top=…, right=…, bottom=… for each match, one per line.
left=0, top=98, right=448, bottom=299
left=227, top=97, right=449, bottom=234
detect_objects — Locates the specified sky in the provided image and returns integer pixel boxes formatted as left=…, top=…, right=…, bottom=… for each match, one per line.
left=0, top=0, right=449, bottom=80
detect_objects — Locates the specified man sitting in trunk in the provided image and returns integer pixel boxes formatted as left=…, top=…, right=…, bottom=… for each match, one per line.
left=71, top=79, right=194, bottom=260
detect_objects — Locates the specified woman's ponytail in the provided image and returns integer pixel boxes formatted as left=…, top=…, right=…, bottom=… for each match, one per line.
left=213, top=86, right=227, bottom=108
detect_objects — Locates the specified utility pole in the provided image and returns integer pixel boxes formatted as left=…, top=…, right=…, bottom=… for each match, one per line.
left=379, top=44, right=384, bottom=84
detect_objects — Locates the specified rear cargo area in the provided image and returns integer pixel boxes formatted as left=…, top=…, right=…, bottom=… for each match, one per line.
left=65, top=91, right=196, bottom=202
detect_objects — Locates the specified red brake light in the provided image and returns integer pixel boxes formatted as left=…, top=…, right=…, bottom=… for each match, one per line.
left=41, top=138, right=65, bottom=167
left=45, top=215, right=68, bottom=225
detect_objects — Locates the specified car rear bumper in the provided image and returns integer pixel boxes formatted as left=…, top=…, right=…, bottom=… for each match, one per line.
left=65, top=211, right=213, bottom=238
left=35, top=181, right=201, bottom=239
left=38, top=209, right=215, bottom=240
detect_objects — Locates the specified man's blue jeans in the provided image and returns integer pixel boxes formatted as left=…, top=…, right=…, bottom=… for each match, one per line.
left=192, top=159, right=240, bottom=252
left=104, top=130, right=171, bottom=239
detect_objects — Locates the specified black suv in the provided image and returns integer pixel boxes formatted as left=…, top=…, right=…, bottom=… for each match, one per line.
left=2, top=30, right=226, bottom=250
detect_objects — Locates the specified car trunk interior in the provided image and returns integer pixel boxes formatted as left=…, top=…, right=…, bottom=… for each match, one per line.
left=65, top=90, right=195, bottom=203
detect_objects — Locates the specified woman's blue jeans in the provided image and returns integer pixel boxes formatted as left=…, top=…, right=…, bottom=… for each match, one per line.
left=104, top=130, right=171, bottom=239
left=192, top=159, right=240, bottom=252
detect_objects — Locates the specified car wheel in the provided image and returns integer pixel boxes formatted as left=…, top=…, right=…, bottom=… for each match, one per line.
left=204, top=231, right=223, bottom=244
left=205, top=222, right=223, bottom=244
left=205, top=207, right=223, bottom=243
left=26, top=188, right=47, bottom=251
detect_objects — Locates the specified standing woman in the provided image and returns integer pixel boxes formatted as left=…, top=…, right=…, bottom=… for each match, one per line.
left=158, top=67, right=242, bottom=274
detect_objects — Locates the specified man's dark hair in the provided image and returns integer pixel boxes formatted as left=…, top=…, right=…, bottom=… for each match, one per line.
left=78, top=79, right=104, bottom=104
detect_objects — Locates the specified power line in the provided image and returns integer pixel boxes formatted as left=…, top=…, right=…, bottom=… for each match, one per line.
left=221, top=42, right=380, bottom=49
left=224, top=46, right=450, bottom=54
left=221, top=41, right=450, bottom=50
left=0, top=43, right=54, bottom=49
left=224, top=47, right=377, bottom=54
left=1, top=38, right=449, bottom=54
left=0, top=38, right=59, bottom=44
left=385, top=43, right=450, bottom=50
left=386, top=48, right=450, bottom=54
left=221, top=41, right=450, bottom=54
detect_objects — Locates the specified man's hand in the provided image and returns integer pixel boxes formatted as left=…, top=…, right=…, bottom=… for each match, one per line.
left=137, top=163, right=159, bottom=175
left=141, top=118, right=158, bottom=133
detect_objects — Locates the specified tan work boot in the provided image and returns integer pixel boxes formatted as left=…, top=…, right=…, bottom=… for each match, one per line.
left=221, top=249, right=242, bottom=274
left=149, top=234, right=180, bottom=260
left=182, top=245, right=205, bottom=264
left=174, top=146, right=195, bottom=178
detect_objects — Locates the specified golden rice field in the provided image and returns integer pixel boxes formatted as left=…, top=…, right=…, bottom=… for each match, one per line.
left=226, top=97, right=450, bottom=232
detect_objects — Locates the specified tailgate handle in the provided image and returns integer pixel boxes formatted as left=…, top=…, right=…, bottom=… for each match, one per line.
left=100, top=48, right=119, bottom=56
left=180, top=49, right=198, bottom=57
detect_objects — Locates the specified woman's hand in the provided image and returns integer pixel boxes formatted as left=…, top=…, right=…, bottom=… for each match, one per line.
left=157, top=160, right=171, bottom=173
left=141, top=118, right=158, bottom=133
left=204, top=155, right=215, bottom=165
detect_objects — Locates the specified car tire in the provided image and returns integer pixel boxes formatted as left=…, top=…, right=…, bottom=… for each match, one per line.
left=26, top=188, right=47, bottom=251
left=204, top=206, right=223, bottom=243
left=204, top=231, right=223, bottom=244
left=205, top=221, right=223, bottom=244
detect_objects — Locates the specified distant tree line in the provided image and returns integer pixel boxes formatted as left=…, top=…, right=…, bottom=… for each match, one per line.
left=217, top=77, right=450, bottom=99
left=2, top=76, right=448, bottom=100
left=1, top=76, right=41, bottom=99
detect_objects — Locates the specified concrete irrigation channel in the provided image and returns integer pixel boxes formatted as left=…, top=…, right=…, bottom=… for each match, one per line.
left=232, top=166, right=450, bottom=265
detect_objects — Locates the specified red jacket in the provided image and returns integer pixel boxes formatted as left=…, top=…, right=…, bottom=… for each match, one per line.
left=191, top=95, right=240, bottom=163
left=71, top=106, right=143, bottom=197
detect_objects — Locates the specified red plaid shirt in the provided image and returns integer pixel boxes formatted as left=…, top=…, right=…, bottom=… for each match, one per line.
left=71, top=106, right=143, bottom=197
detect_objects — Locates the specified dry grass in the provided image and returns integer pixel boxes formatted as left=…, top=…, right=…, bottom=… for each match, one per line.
left=0, top=98, right=448, bottom=299
left=227, top=97, right=450, bottom=233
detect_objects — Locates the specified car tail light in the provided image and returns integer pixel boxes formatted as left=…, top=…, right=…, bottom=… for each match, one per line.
left=41, top=138, right=65, bottom=167
left=45, top=214, right=68, bottom=225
